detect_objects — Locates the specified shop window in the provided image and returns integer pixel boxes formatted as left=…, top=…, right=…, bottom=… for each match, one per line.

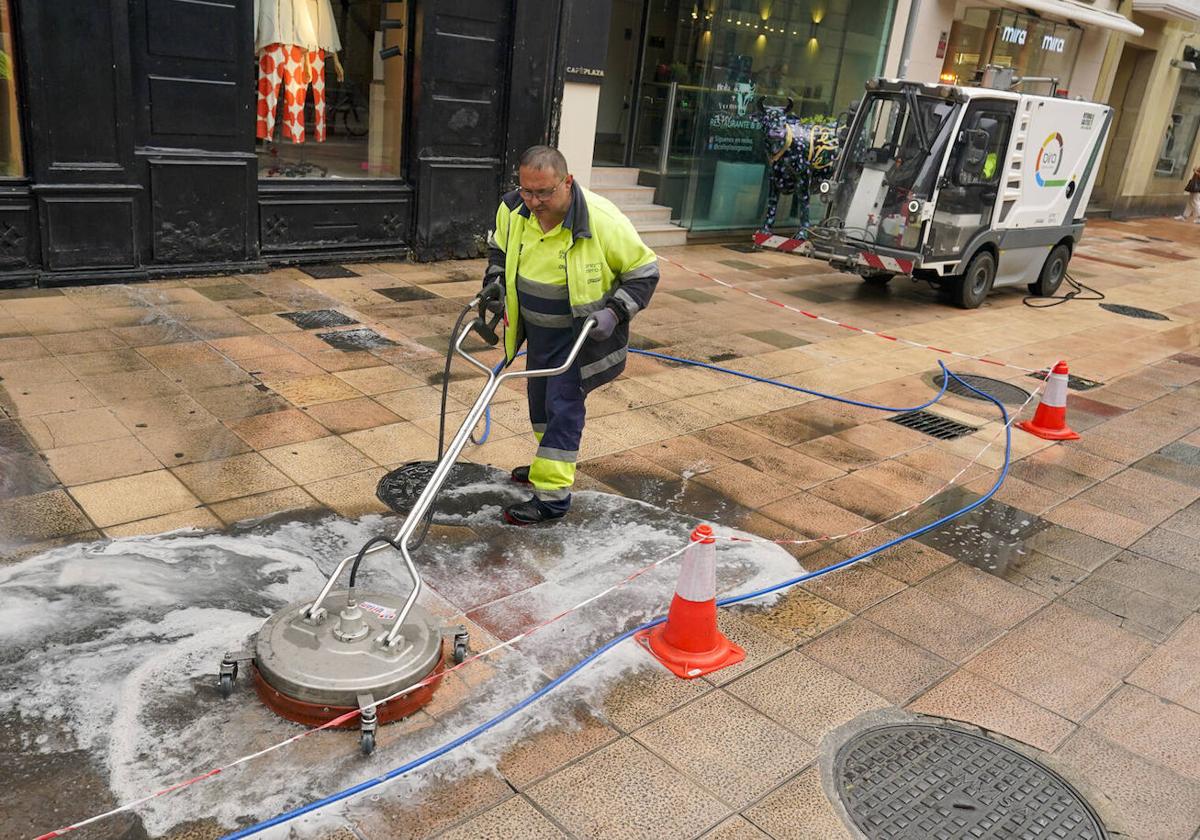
left=1155, top=73, right=1200, bottom=178
left=0, top=1, right=23, bottom=178
left=254, top=0, right=407, bottom=179
left=941, top=8, right=1079, bottom=93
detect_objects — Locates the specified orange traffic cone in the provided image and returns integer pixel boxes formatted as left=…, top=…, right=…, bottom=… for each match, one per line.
left=1017, top=360, right=1080, bottom=441
left=635, top=525, right=745, bottom=679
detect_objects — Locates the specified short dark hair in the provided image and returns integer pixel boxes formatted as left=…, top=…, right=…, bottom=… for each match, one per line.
left=519, top=145, right=568, bottom=177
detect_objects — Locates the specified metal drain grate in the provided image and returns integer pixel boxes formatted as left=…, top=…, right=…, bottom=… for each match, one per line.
left=316, top=327, right=398, bottom=351
left=835, top=723, right=1107, bottom=840
left=1027, top=369, right=1103, bottom=391
left=889, top=410, right=978, bottom=440
left=300, top=263, right=359, bottom=279
left=278, top=309, right=360, bottom=330
left=934, top=373, right=1031, bottom=406
left=378, top=285, right=437, bottom=302
left=1099, top=303, right=1169, bottom=321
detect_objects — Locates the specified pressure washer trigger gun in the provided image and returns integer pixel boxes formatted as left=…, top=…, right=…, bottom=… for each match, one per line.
left=472, top=280, right=504, bottom=346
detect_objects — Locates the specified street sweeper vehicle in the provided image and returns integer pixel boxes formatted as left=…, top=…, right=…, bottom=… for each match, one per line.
left=807, top=76, right=1112, bottom=308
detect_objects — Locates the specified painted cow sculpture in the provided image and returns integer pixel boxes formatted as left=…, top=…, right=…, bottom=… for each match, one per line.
left=755, top=98, right=840, bottom=236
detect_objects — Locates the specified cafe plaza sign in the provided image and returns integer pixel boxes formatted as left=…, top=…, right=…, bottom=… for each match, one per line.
left=999, top=24, right=1066, bottom=53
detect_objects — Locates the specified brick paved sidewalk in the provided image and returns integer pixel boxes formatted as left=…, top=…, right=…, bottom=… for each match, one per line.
left=2, top=217, right=1199, bottom=839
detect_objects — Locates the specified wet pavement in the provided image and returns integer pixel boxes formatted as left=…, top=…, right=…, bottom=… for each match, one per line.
left=1, top=216, right=1199, bottom=839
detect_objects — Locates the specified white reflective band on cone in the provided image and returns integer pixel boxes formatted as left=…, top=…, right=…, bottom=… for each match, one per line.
left=674, top=539, right=717, bottom=602
left=1045, top=372, right=1069, bottom=407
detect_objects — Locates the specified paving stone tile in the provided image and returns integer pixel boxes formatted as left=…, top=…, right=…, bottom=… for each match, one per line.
left=1092, top=551, right=1200, bottom=609
left=630, top=434, right=734, bottom=476
left=1052, top=727, right=1200, bottom=840
left=725, top=651, right=889, bottom=742
left=593, top=661, right=713, bottom=733
left=300, top=396, right=402, bottom=434
left=224, top=407, right=330, bottom=450
left=917, top=562, right=1048, bottom=628
left=341, top=421, right=437, bottom=465
left=17, top=407, right=129, bottom=450
left=862, top=588, right=1006, bottom=663
left=908, top=669, right=1076, bottom=752
left=963, top=633, right=1120, bottom=721
left=527, top=738, right=729, bottom=840
left=497, top=702, right=619, bottom=790
left=801, top=618, right=954, bottom=704
left=1044, top=498, right=1153, bottom=548
left=303, top=467, right=389, bottom=517
left=730, top=587, right=850, bottom=644
left=795, top=434, right=881, bottom=471
left=434, top=796, right=566, bottom=840
left=694, top=424, right=777, bottom=461
left=1087, top=685, right=1200, bottom=782
left=167, top=359, right=255, bottom=391
left=633, top=690, right=815, bottom=809
left=809, top=473, right=913, bottom=521
left=68, top=471, right=201, bottom=528
left=801, top=563, right=907, bottom=613
left=351, top=771, right=512, bottom=840
left=759, top=492, right=872, bottom=541
left=691, top=461, right=796, bottom=509
left=44, top=436, right=161, bottom=486
left=136, top=422, right=252, bottom=467
left=857, top=535, right=958, bottom=584
left=0, top=489, right=94, bottom=544
left=1128, top=614, right=1200, bottom=715
left=136, top=340, right=228, bottom=369
left=1129, top=527, right=1200, bottom=574
left=102, top=507, right=223, bottom=538
left=996, top=547, right=1089, bottom=598
left=170, top=453, right=292, bottom=504
left=37, top=328, right=126, bottom=355
left=2, top=379, right=101, bottom=417
left=700, top=611, right=793, bottom=686
left=1160, top=502, right=1200, bottom=541
left=1076, top=480, right=1186, bottom=526
left=1022, top=524, right=1123, bottom=571
left=209, top=486, right=324, bottom=526
left=188, top=383, right=290, bottom=420
left=1010, top=602, right=1155, bottom=677
left=741, top=766, right=852, bottom=840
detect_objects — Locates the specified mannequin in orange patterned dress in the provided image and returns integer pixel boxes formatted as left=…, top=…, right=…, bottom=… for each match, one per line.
left=254, top=0, right=344, bottom=143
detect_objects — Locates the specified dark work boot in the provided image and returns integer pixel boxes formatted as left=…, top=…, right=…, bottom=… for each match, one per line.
left=502, top=497, right=567, bottom=526
left=510, top=465, right=532, bottom=485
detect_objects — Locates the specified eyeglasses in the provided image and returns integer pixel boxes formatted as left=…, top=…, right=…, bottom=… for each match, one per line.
left=516, top=176, right=566, bottom=201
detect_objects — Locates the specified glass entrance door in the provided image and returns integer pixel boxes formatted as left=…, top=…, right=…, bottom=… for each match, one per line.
left=593, top=0, right=646, bottom=166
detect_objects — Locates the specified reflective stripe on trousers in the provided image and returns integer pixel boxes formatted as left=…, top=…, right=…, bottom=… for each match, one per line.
left=518, top=286, right=583, bottom=512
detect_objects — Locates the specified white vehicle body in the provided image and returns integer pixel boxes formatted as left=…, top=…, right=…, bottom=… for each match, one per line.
left=812, top=79, right=1112, bottom=307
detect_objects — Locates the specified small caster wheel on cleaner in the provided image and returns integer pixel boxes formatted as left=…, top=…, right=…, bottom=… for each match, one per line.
left=360, top=731, right=376, bottom=756
left=218, top=650, right=251, bottom=698
left=453, top=625, right=470, bottom=664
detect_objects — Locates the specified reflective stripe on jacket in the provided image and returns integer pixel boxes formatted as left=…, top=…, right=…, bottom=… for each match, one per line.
left=486, top=180, right=660, bottom=392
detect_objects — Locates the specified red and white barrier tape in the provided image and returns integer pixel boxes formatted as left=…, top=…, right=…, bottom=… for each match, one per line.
left=658, top=253, right=1043, bottom=374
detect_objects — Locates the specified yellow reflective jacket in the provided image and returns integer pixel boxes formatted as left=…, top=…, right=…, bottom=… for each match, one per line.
left=486, top=181, right=660, bottom=392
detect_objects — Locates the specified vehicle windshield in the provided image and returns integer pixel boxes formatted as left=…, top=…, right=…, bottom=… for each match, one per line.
left=823, top=92, right=959, bottom=250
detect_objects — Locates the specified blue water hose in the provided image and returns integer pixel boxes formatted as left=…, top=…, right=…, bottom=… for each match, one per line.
left=471, top=347, right=948, bottom=446
left=223, top=363, right=1012, bottom=839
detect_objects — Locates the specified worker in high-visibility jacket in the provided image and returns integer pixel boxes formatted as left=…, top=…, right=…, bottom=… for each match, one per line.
left=481, top=146, right=659, bottom=525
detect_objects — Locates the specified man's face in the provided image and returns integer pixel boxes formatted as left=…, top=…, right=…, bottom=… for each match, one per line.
left=518, top=165, right=573, bottom=222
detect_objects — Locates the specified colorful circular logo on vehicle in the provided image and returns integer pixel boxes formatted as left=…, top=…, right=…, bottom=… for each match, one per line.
left=1035, top=132, right=1066, bottom=187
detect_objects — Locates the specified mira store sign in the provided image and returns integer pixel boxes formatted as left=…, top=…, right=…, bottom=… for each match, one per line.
left=562, top=0, right=612, bottom=84
left=999, top=25, right=1066, bottom=53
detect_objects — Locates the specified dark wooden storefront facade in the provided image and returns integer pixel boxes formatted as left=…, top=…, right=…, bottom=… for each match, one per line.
left=0, top=0, right=566, bottom=288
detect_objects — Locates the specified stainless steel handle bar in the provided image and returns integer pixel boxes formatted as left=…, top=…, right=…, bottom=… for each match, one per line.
left=304, top=300, right=597, bottom=649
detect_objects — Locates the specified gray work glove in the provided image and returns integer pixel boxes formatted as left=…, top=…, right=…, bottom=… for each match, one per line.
left=479, top=278, right=505, bottom=318
left=589, top=306, right=619, bottom=341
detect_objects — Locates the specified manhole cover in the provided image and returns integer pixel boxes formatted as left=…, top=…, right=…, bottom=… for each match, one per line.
left=279, top=309, right=360, bottom=330
left=1026, top=369, right=1103, bottom=391
left=1099, top=303, right=1169, bottom=321
left=376, top=461, right=495, bottom=515
left=933, top=373, right=1030, bottom=406
left=300, top=263, right=359, bottom=279
left=889, top=410, right=978, bottom=440
left=317, top=327, right=398, bottom=351
left=378, top=285, right=437, bottom=302
left=835, top=723, right=1107, bottom=840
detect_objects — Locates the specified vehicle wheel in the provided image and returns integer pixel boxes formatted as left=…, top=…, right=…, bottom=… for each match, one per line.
left=955, top=251, right=996, bottom=309
left=1029, top=244, right=1070, bottom=296
left=861, top=272, right=893, bottom=286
